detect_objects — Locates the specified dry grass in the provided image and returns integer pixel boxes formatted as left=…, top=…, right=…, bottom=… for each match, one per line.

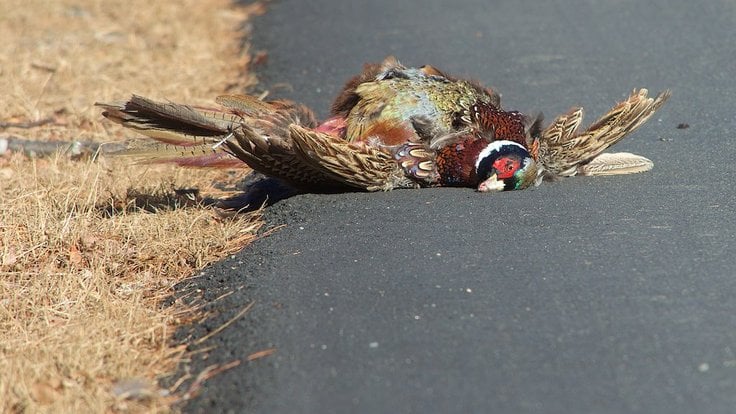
left=0, top=0, right=266, bottom=412
left=0, top=156, right=261, bottom=413
left=0, top=0, right=260, bottom=132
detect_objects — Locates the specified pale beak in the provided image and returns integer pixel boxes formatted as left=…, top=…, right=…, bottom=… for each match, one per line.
left=477, top=173, right=505, bottom=192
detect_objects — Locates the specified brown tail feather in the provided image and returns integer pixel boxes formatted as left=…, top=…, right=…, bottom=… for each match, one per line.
left=97, top=95, right=236, bottom=140
left=98, top=94, right=348, bottom=190
left=97, top=96, right=242, bottom=167
left=99, top=138, right=245, bottom=168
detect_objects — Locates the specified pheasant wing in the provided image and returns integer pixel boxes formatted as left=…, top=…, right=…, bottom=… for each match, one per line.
left=539, top=89, right=670, bottom=177
left=289, top=125, right=424, bottom=191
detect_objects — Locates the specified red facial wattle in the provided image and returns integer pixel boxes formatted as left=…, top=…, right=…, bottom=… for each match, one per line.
left=492, top=157, right=521, bottom=179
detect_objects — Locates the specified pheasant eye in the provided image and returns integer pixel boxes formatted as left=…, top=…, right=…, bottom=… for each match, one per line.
left=493, top=157, right=521, bottom=179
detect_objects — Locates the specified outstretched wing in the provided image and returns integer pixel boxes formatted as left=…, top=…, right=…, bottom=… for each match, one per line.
left=539, top=89, right=670, bottom=178
left=289, top=125, right=426, bottom=191
left=226, top=122, right=348, bottom=190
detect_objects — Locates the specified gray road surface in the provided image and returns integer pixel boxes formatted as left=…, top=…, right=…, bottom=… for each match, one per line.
left=176, top=0, right=736, bottom=412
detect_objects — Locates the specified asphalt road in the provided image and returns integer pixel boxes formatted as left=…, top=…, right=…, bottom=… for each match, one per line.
left=176, top=0, right=736, bottom=412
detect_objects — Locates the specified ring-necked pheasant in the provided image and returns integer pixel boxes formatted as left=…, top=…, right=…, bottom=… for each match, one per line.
left=97, top=57, right=669, bottom=193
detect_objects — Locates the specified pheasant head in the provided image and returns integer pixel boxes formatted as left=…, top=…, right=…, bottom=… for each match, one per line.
left=435, top=136, right=538, bottom=192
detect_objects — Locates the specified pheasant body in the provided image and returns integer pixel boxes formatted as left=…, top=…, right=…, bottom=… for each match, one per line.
left=97, top=56, right=670, bottom=196
left=341, top=70, right=500, bottom=144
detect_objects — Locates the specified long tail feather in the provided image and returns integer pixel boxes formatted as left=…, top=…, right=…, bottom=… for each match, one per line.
left=97, top=96, right=244, bottom=167
left=97, top=95, right=235, bottom=141
left=100, top=138, right=245, bottom=168
left=98, top=94, right=350, bottom=190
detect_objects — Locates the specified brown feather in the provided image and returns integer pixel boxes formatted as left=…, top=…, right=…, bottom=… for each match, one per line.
left=577, top=152, right=653, bottom=176
left=539, top=89, right=670, bottom=177
left=97, top=94, right=346, bottom=190
left=226, top=122, right=347, bottom=190
left=289, top=125, right=418, bottom=191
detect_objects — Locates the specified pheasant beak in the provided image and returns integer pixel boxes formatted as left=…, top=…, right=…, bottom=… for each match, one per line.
left=477, top=173, right=505, bottom=192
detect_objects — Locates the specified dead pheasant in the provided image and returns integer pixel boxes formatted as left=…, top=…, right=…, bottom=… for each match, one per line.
left=97, top=57, right=669, bottom=193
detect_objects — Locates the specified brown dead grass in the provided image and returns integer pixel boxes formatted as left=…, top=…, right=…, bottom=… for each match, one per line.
left=0, top=0, right=266, bottom=412
left=0, top=0, right=260, bottom=134
left=0, top=155, right=261, bottom=413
